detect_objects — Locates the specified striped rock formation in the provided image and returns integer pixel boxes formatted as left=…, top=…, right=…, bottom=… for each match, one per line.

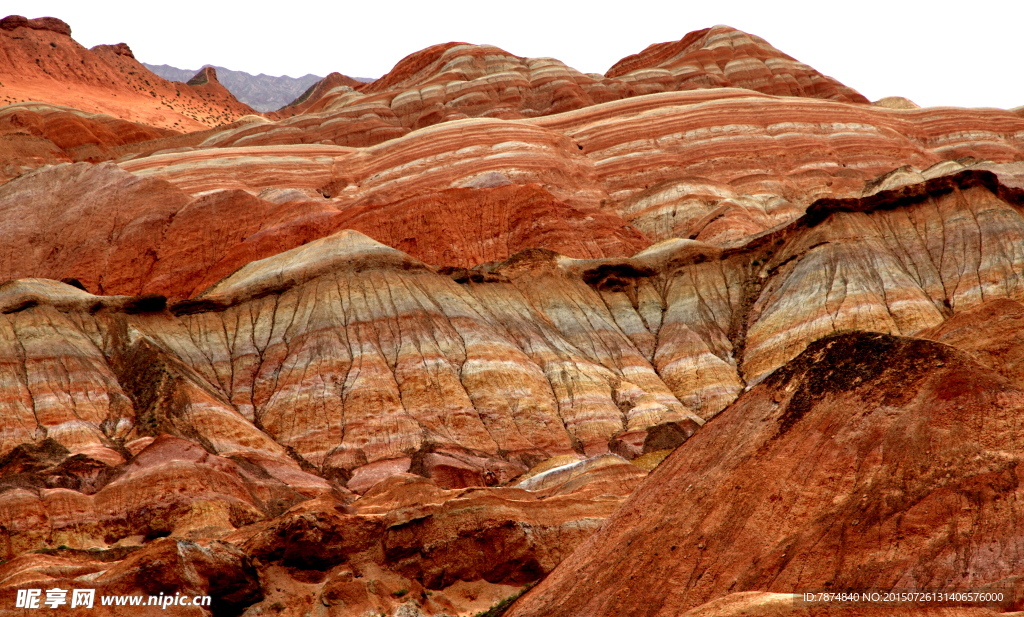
left=606, top=26, right=867, bottom=102
left=3, top=170, right=1024, bottom=489
left=0, top=161, right=646, bottom=297
left=508, top=332, right=1024, bottom=616
left=249, top=25, right=865, bottom=148
left=0, top=102, right=174, bottom=183
left=190, top=24, right=870, bottom=150
left=118, top=90, right=1024, bottom=257
left=3, top=18, right=1024, bottom=617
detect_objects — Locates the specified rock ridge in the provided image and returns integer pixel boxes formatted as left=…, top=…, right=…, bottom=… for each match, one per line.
left=0, top=15, right=71, bottom=36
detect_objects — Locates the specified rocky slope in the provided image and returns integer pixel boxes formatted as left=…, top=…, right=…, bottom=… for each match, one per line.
left=195, top=25, right=870, bottom=152
left=508, top=331, right=1024, bottom=616
left=3, top=164, right=1024, bottom=615
left=2, top=17, right=1024, bottom=617
left=282, top=25, right=865, bottom=129
left=5, top=167, right=1024, bottom=484
left=606, top=25, right=867, bottom=102
left=0, top=16, right=256, bottom=130
left=0, top=102, right=174, bottom=183
left=115, top=89, right=1024, bottom=257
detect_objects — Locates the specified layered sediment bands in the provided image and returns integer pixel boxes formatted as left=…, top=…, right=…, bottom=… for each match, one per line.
left=124, top=118, right=608, bottom=216
left=742, top=171, right=1024, bottom=382
left=0, top=163, right=191, bottom=295
left=0, top=15, right=256, bottom=130
left=5, top=20, right=1024, bottom=617
left=205, top=183, right=649, bottom=275
left=7, top=169, right=1024, bottom=448
left=0, top=103, right=173, bottom=183
left=0, top=162, right=644, bottom=298
left=559, top=93, right=1024, bottom=229
left=0, top=162, right=266, bottom=297
left=273, top=71, right=373, bottom=118
left=0, top=232, right=700, bottom=489
left=606, top=26, right=868, bottom=103
left=275, top=42, right=626, bottom=127
left=508, top=332, right=1024, bottom=617
left=159, top=231, right=703, bottom=477
left=117, top=144, right=351, bottom=196
left=126, top=89, right=1024, bottom=251
left=247, top=25, right=866, bottom=147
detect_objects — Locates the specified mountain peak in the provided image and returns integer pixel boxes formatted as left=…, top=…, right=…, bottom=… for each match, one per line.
left=186, top=65, right=219, bottom=86
left=90, top=42, right=134, bottom=58
left=606, top=24, right=868, bottom=103
left=0, top=15, right=71, bottom=36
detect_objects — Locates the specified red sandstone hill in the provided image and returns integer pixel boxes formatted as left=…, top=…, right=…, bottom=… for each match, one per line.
left=510, top=331, right=1024, bottom=616
left=0, top=15, right=257, bottom=130
left=268, top=25, right=868, bottom=124
left=0, top=102, right=176, bottom=183
left=271, top=71, right=366, bottom=118
left=606, top=25, right=868, bottom=102
left=258, top=25, right=868, bottom=144
left=2, top=15, right=1024, bottom=617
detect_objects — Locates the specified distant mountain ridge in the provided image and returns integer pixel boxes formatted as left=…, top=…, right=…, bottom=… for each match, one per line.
left=143, top=63, right=373, bottom=112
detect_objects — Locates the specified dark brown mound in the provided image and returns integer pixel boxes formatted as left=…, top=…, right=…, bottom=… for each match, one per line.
left=510, top=332, right=1024, bottom=616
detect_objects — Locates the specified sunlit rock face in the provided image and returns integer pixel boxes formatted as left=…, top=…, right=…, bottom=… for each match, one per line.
left=4, top=171, right=1024, bottom=493
left=119, top=91, right=1024, bottom=259
left=605, top=25, right=868, bottom=103
left=0, top=16, right=255, bottom=131
left=0, top=103, right=175, bottom=184
left=509, top=332, right=1024, bottom=617
left=3, top=17, right=1024, bottom=616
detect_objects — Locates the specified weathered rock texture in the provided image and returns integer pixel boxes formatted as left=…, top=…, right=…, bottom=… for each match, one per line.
left=0, top=436, right=643, bottom=616
left=0, top=102, right=174, bottom=183
left=3, top=19, right=1024, bottom=617
left=606, top=26, right=867, bottom=103
left=265, top=25, right=864, bottom=138
left=120, top=89, right=1024, bottom=256
left=509, top=332, right=1024, bottom=616
left=0, top=168, right=1023, bottom=578
left=5, top=168, right=1024, bottom=459
left=0, top=162, right=646, bottom=296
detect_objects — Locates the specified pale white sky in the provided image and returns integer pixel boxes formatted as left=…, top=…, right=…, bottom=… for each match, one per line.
left=7, top=0, right=1023, bottom=109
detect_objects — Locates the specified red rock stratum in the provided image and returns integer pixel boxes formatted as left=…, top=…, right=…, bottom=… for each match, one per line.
left=2, top=17, right=1024, bottom=617
left=509, top=331, right=1024, bottom=616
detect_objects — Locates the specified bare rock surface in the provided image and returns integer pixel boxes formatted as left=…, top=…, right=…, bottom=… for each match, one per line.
left=2, top=20, right=1024, bottom=617
left=0, top=15, right=256, bottom=130
left=509, top=332, right=1024, bottom=616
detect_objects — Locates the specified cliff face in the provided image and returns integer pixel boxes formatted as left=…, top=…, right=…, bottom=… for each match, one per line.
left=2, top=16, right=1024, bottom=617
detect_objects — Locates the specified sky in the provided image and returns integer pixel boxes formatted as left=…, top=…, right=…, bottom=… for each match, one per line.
left=6, top=0, right=1023, bottom=109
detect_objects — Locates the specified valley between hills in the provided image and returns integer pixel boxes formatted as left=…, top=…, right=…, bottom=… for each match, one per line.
left=1, top=12, right=1024, bottom=617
